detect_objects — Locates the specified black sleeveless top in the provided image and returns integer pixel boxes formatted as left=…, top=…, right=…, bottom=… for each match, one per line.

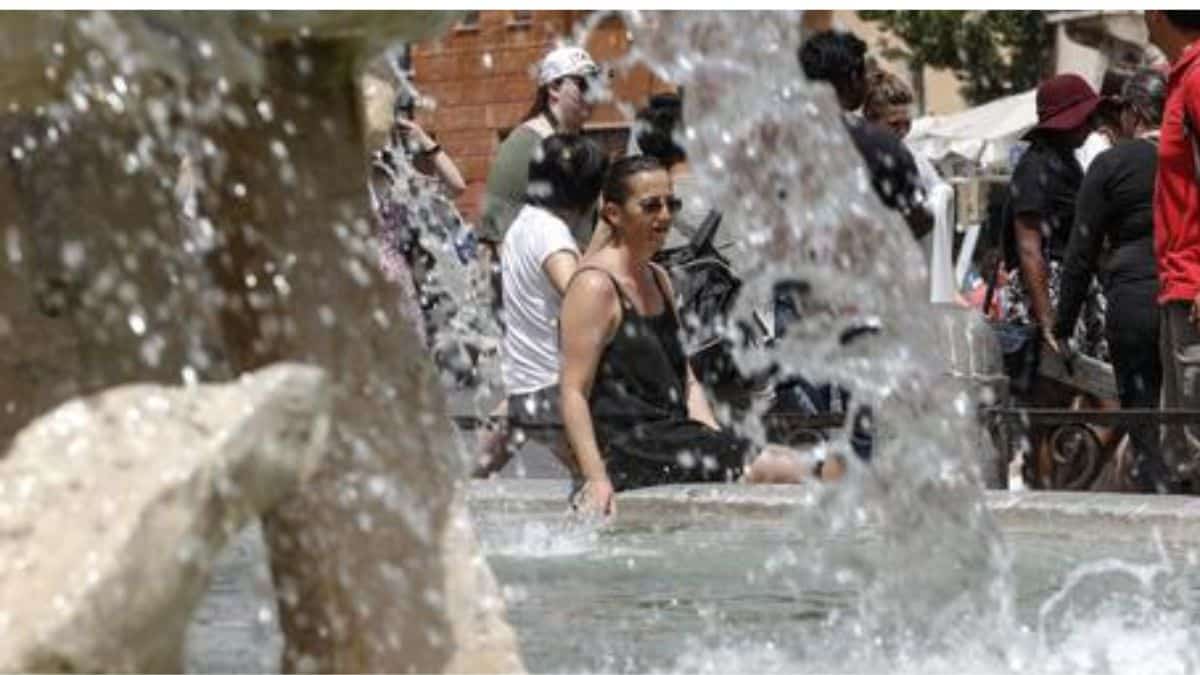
left=569, top=265, right=750, bottom=491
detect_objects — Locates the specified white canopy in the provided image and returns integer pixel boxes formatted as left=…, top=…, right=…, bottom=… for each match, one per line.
left=907, top=89, right=1037, bottom=170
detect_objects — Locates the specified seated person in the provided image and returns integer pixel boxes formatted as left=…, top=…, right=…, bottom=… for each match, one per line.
left=483, top=134, right=609, bottom=476
left=559, top=156, right=838, bottom=515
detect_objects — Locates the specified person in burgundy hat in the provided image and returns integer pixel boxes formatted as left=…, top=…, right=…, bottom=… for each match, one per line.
left=998, top=72, right=1115, bottom=487
left=1144, top=10, right=1200, bottom=491
left=1001, top=73, right=1105, bottom=349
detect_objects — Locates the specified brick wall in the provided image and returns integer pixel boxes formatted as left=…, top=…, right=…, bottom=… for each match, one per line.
left=410, top=11, right=671, bottom=223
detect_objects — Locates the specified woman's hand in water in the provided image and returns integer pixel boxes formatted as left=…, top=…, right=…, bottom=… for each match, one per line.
left=577, top=478, right=616, bottom=517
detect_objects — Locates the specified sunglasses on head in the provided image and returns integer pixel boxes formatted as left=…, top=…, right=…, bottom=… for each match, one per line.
left=637, top=195, right=683, bottom=216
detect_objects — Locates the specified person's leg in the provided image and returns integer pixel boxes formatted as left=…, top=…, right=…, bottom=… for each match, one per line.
left=471, top=399, right=513, bottom=478
left=1160, top=302, right=1200, bottom=490
left=1107, top=288, right=1167, bottom=492
left=742, top=443, right=848, bottom=482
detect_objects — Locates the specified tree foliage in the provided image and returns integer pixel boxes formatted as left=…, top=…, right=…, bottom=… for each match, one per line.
left=858, top=11, right=1051, bottom=105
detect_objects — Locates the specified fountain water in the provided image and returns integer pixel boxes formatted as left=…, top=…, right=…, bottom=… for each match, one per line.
left=2, top=9, right=1199, bottom=675
left=468, top=11, right=1200, bottom=674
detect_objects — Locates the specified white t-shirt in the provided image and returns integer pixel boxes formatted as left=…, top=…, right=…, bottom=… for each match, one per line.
left=500, top=205, right=579, bottom=394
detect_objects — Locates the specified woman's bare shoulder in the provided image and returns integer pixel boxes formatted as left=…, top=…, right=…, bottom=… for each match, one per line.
left=566, top=265, right=618, bottom=300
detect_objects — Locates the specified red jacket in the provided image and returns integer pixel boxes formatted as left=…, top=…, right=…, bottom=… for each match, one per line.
left=1155, top=39, right=1200, bottom=304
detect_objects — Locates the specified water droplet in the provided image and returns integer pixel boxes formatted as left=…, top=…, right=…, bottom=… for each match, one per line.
left=198, top=40, right=213, bottom=60
left=318, top=306, right=336, bottom=326
left=51, top=42, right=65, bottom=57
left=232, top=182, right=247, bottom=198
left=140, top=334, right=166, bottom=367
left=482, top=53, right=494, bottom=69
left=270, top=140, right=288, bottom=159
left=9, top=147, right=22, bottom=161
left=61, top=241, right=85, bottom=269
left=244, top=273, right=258, bottom=289
left=128, top=313, right=146, bottom=336
left=105, top=92, right=124, bottom=114
left=181, top=365, right=199, bottom=386
left=256, top=99, right=274, bottom=122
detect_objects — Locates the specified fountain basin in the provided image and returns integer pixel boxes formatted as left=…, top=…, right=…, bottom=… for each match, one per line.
left=188, top=480, right=1200, bottom=673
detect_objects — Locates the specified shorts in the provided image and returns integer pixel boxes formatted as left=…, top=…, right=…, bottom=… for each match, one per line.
left=508, top=385, right=562, bottom=430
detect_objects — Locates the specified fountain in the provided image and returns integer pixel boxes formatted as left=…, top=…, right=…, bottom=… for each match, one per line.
left=1, top=9, right=1198, bottom=675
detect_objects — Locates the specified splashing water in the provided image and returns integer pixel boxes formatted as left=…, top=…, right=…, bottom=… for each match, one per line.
left=7, top=9, right=1200, bottom=674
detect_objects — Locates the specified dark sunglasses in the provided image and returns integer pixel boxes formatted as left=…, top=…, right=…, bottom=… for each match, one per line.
left=564, top=75, right=592, bottom=95
left=638, top=195, right=683, bottom=216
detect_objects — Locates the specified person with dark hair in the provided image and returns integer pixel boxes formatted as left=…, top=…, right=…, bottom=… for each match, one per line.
left=473, top=134, right=609, bottom=477
left=1002, top=74, right=1106, bottom=354
left=1076, top=70, right=1129, bottom=171
left=798, top=30, right=868, bottom=111
left=999, top=73, right=1120, bottom=488
left=1054, top=68, right=1170, bottom=492
left=1144, top=10, right=1200, bottom=490
left=479, top=46, right=601, bottom=251
left=799, top=30, right=932, bottom=240
left=589, top=91, right=725, bottom=258
left=559, top=156, right=833, bottom=515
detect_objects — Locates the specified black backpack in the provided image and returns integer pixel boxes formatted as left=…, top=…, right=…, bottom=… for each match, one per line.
left=652, top=211, right=763, bottom=402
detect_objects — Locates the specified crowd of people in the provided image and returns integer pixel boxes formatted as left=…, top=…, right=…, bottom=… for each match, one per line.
left=372, top=10, right=1200, bottom=505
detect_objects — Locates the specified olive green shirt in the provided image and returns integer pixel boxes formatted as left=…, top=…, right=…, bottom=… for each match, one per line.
left=479, top=125, right=543, bottom=245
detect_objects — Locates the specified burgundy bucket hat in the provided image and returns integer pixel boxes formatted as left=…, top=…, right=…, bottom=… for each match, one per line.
left=1024, top=73, right=1100, bottom=138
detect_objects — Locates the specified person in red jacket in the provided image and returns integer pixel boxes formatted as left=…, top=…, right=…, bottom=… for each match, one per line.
left=1146, top=10, right=1200, bottom=490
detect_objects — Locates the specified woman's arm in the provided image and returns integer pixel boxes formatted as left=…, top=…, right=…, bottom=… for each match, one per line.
left=1054, top=157, right=1111, bottom=341
left=559, top=270, right=621, bottom=515
left=1013, top=213, right=1052, bottom=328
left=398, top=119, right=467, bottom=197
left=650, top=264, right=720, bottom=429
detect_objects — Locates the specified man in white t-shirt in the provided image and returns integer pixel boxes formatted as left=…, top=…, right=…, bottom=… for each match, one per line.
left=473, top=134, right=608, bottom=477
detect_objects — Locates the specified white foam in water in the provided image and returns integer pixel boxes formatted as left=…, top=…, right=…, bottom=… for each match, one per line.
left=481, top=517, right=603, bottom=559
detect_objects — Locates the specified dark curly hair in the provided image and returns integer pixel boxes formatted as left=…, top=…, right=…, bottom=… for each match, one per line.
left=634, top=92, right=686, bottom=167
left=798, top=30, right=867, bottom=107
left=1122, top=68, right=1168, bottom=128
left=526, top=134, right=609, bottom=211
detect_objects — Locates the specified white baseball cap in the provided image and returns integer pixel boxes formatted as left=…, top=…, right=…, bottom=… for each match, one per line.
left=537, top=46, right=599, bottom=86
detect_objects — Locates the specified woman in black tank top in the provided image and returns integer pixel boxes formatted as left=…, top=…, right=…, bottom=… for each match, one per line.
left=559, top=157, right=827, bottom=515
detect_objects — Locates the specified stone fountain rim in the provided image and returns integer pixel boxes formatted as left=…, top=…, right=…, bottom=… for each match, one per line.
left=469, top=478, right=1200, bottom=542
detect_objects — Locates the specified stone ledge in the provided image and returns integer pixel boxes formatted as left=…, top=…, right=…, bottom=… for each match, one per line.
left=468, top=479, right=1200, bottom=541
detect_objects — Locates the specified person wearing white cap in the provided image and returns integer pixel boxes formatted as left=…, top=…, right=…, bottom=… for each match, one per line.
left=472, top=45, right=600, bottom=478
left=478, top=45, right=600, bottom=252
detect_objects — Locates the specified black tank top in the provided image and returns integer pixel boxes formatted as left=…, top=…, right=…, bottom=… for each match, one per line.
left=570, top=266, right=689, bottom=428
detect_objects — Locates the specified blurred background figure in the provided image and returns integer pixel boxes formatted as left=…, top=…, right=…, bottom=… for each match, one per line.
left=1053, top=68, right=1169, bottom=493
left=369, top=76, right=482, bottom=387
left=863, top=69, right=958, bottom=303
